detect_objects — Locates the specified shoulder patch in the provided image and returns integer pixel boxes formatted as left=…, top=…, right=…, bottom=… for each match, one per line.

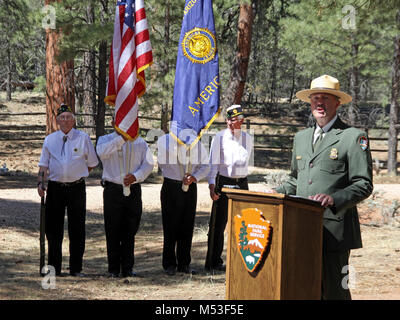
left=359, top=136, right=368, bottom=151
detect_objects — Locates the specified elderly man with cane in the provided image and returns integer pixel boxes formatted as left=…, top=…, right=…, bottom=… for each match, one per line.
left=37, top=103, right=98, bottom=277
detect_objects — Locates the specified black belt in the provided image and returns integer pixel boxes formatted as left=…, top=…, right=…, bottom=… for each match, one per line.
left=163, top=177, right=183, bottom=184
left=103, top=180, right=139, bottom=188
left=218, top=175, right=247, bottom=184
left=49, top=178, right=85, bottom=187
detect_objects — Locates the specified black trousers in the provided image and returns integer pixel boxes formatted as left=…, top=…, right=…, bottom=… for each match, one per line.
left=205, top=175, right=248, bottom=268
left=161, top=178, right=197, bottom=270
left=103, top=182, right=142, bottom=275
left=45, top=180, right=86, bottom=275
left=322, top=250, right=352, bottom=300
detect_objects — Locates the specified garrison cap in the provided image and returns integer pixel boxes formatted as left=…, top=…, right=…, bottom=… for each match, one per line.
left=57, top=104, right=73, bottom=116
left=226, top=105, right=243, bottom=119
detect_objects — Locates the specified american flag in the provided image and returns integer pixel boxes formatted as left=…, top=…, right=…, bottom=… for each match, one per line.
left=105, top=0, right=153, bottom=140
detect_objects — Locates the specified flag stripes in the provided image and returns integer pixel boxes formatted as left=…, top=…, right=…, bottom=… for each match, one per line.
left=105, top=0, right=153, bottom=140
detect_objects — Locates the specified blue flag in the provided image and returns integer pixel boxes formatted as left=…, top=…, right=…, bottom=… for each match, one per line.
left=170, top=0, right=220, bottom=147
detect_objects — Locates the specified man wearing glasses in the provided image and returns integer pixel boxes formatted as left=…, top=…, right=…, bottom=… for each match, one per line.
left=37, top=104, right=98, bottom=277
left=205, top=105, right=253, bottom=272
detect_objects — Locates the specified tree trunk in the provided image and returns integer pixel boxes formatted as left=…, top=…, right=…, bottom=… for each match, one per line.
left=161, top=1, right=170, bottom=133
left=387, top=10, right=400, bottom=176
left=82, top=2, right=96, bottom=136
left=269, top=27, right=279, bottom=103
left=97, top=40, right=108, bottom=143
left=289, top=55, right=297, bottom=103
left=45, top=0, right=75, bottom=135
left=6, top=42, right=12, bottom=101
left=222, top=1, right=254, bottom=111
left=348, top=32, right=359, bottom=126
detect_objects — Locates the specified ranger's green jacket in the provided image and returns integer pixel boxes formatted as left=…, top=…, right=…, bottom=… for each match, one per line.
left=275, top=117, right=373, bottom=252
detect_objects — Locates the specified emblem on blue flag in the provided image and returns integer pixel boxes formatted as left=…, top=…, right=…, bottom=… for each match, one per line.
left=182, top=27, right=217, bottom=64
left=170, top=0, right=220, bottom=148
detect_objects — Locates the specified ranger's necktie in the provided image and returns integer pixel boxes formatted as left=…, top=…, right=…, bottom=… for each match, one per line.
left=313, top=128, right=323, bottom=151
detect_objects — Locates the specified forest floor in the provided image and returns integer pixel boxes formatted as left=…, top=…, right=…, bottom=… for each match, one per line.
left=1, top=91, right=400, bottom=301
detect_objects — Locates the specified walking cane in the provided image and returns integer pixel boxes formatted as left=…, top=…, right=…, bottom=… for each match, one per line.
left=205, top=201, right=217, bottom=270
left=39, top=171, right=46, bottom=276
left=205, top=174, right=220, bottom=270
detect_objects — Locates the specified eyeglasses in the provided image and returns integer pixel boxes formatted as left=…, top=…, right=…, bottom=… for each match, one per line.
left=58, top=115, right=74, bottom=121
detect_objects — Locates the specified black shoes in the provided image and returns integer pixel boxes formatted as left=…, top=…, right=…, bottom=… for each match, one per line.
left=107, top=272, right=120, bottom=278
left=107, top=270, right=137, bottom=278
left=177, top=265, right=197, bottom=275
left=121, top=270, right=137, bottom=278
left=165, top=265, right=197, bottom=275
left=164, top=266, right=176, bottom=276
left=205, top=264, right=226, bottom=272
left=70, top=272, right=85, bottom=277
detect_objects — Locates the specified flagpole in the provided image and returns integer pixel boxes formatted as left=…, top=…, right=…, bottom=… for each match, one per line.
left=182, top=147, right=191, bottom=192
left=118, top=148, right=131, bottom=197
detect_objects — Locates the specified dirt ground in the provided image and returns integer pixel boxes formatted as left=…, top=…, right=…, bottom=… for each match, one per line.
left=0, top=174, right=400, bottom=300
left=1, top=91, right=400, bottom=300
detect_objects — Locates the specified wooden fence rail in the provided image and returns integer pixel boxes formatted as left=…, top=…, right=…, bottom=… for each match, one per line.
left=0, top=112, right=398, bottom=154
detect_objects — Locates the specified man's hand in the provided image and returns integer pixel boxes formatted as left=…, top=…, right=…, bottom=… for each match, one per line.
left=309, top=193, right=334, bottom=207
left=123, top=174, right=136, bottom=186
left=183, top=173, right=197, bottom=186
left=37, top=167, right=47, bottom=198
left=37, top=183, right=45, bottom=198
left=209, top=184, right=220, bottom=201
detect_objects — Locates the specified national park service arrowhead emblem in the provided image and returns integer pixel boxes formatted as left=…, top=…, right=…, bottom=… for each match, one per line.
left=234, top=208, right=272, bottom=273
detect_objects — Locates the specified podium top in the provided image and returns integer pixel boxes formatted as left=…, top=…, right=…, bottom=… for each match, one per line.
left=221, top=188, right=324, bottom=210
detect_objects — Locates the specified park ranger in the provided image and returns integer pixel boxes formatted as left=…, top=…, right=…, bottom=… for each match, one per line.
left=270, top=75, right=373, bottom=300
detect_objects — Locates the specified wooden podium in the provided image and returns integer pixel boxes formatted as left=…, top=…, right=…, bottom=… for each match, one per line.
left=223, top=189, right=324, bottom=300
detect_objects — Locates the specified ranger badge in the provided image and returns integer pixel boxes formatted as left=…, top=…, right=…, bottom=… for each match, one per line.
left=359, top=136, right=368, bottom=151
left=329, top=148, right=338, bottom=160
left=234, top=208, right=271, bottom=273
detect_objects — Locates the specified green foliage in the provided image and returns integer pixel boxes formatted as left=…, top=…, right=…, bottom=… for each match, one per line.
left=2, top=0, right=399, bottom=127
left=0, top=0, right=45, bottom=86
left=33, top=76, right=46, bottom=93
left=239, top=221, right=248, bottom=249
left=279, top=0, right=396, bottom=103
left=54, top=0, right=115, bottom=62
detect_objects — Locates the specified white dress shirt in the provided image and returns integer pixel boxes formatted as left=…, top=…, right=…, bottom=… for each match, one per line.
left=157, top=133, right=209, bottom=182
left=96, top=132, right=154, bottom=185
left=207, top=128, right=253, bottom=185
left=313, top=115, right=338, bottom=144
left=38, top=128, right=99, bottom=183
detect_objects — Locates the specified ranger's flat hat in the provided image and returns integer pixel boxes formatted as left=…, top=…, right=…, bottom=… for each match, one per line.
left=296, top=75, right=352, bottom=105
left=226, top=104, right=243, bottom=119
